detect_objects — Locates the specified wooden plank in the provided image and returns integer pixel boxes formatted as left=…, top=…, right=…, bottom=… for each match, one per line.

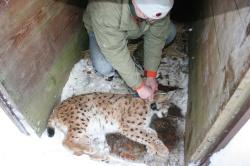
left=0, top=0, right=86, bottom=135
left=189, top=69, right=250, bottom=164
left=185, top=0, right=218, bottom=159
left=1, top=2, right=83, bottom=97
left=185, top=1, right=222, bottom=162
left=202, top=105, right=250, bottom=165
left=0, top=83, right=33, bottom=135
left=214, top=106, right=250, bottom=153
left=186, top=0, right=250, bottom=164
left=213, top=0, right=250, bottom=102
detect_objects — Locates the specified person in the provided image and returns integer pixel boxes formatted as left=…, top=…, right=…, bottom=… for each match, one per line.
left=83, top=0, right=176, bottom=99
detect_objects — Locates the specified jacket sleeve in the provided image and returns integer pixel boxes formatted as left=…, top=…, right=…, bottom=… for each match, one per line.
left=143, top=16, right=171, bottom=73
left=90, top=14, right=143, bottom=89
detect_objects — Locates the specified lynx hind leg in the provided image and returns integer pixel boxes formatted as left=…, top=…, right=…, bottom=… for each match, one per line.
left=89, top=153, right=110, bottom=162
left=88, top=138, right=111, bottom=162
left=120, top=126, right=169, bottom=158
left=63, top=130, right=95, bottom=156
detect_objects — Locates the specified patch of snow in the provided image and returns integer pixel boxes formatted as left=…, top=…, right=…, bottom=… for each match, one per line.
left=61, top=58, right=129, bottom=101
left=209, top=120, right=250, bottom=166
left=0, top=108, right=145, bottom=166
left=188, top=162, right=199, bottom=166
left=158, top=56, right=189, bottom=116
left=59, top=53, right=188, bottom=165
left=168, top=140, right=185, bottom=166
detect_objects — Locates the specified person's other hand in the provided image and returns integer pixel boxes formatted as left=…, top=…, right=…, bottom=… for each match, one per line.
left=136, top=84, right=154, bottom=99
left=145, top=77, right=158, bottom=94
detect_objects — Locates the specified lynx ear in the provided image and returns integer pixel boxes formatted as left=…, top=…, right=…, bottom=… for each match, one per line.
left=153, top=94, right=169, bottom=102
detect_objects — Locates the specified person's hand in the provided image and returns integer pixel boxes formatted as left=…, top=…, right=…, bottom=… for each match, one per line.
left=145, top=77, right=158, bottom=94
left=136, top=84, right=154, bottom=99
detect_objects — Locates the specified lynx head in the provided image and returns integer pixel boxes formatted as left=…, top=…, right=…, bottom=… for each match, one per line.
left=149, top=94, right=170, bottom=118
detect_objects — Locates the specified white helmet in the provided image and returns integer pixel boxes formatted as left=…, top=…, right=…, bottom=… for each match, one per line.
left=133, top=0, right=174, bottom=19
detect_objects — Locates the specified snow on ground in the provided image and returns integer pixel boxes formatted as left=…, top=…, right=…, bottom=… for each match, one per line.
left=0, top=108, right=145, bottom=166
left=0, top=26, right=190, bottom=166
left=208, top=119, right=250, bottom=166
left=0, top=53, right=187, bottom=166
left=59, top=49, right=188, bottom=166
left=61, top=53, right=129, bottom=101
left=157, top=56, right=189, bottom=116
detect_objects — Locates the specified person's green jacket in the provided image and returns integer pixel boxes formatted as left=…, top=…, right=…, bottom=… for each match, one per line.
left=83, top=0, right=171, bottom=89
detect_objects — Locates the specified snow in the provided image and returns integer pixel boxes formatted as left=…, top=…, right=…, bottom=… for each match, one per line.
left=0, top=108, right=145, bottom=166
left=0, top=54, right=187, bottom=166
left=2, top=107, right=250, bottom=166
left=60, top=54, right=187, bottom=166
left=187, top=120, right=250, bottom=166
left=157, top=56, right=189, bottom=116
left=61, top=55, right=129, bottom=101
left=208, top=119, right=250, bottom=166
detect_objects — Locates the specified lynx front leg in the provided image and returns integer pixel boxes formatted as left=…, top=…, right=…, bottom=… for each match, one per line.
left=63, top=131, right=95, bottom=156
left=120, top=126, right=169, bottom=158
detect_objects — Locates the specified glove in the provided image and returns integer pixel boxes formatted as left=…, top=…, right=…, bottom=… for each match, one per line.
left=144, top=70, right=158, bottom=94
left=145, top=77, right=158, bottom=94
left=135, top=82, right=154, bottom=99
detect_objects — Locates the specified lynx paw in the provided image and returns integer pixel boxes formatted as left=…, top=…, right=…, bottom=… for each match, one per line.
left=155, top=146, right=169, bottom=158
left=90, top=153, right=110, bottom=162
left=147, top=140, right=169, bottom=158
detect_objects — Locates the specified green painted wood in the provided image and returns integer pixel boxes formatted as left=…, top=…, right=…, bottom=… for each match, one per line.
left=0, top=0, right=88, bottom=135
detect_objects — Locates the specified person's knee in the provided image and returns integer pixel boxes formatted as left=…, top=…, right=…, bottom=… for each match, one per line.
left=165, top=22, right=176, bottom=45
left=93, top=60, right=113, bottom=76
left=88, top=33, right=114, bottom=76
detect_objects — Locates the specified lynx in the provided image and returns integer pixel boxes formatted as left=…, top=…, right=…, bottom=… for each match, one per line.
left=47, top=92, right=170, bottom=160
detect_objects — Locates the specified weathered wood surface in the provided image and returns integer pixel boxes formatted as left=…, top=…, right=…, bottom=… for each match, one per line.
left=186, top=0, right=250, bottom=164
left=0, top=0, right=87, bottom=135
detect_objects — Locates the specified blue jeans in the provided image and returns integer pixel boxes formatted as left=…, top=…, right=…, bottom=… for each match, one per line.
left=88, top=22, right=176, bottom=76
left=165, top=22, right=176, bottom=45
left=88, top=32, right=114, bottom=76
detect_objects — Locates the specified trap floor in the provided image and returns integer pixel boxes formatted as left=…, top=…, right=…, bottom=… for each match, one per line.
left=61, top=23, right=189, bottom=166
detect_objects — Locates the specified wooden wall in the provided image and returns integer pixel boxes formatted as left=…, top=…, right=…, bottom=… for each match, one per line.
left=0, top=0, right=87, bottom=135
left=186, top=0, right=250, bottom=164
